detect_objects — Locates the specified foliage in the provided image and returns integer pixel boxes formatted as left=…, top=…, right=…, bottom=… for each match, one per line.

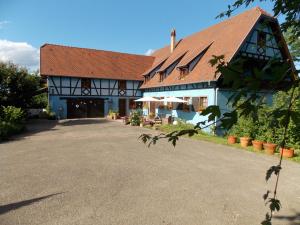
left=1, top=106, right=25, bottom=124
left=30, top=93, right=48, bottom=108
left=0, top=106, right=25, bottom=141
left=284, top=26, right=300, bottom=63
left=0, top=62, right=44, bottom=109
left=130, top=109, right=142, bottom=126
left=108, top=109, right=118, bottom=116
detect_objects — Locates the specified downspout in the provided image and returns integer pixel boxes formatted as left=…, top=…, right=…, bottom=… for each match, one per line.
left=214, top=85, right=219, bottom=135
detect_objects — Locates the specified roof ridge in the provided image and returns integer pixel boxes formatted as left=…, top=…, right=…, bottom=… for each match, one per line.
left=41, top=43, right=155, bottom=59
left=149, top=7, right=272, bottom=57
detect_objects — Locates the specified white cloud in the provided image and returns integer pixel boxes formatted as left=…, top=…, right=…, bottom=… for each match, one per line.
left=0, top=20, right=10, bottom=29
left=145, top=49, right=155, bottom=56
left=0, top=39, right=39, bottom=71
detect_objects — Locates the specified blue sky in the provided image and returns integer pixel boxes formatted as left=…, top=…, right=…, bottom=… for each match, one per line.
left=0, top=0, right=276, bottom=70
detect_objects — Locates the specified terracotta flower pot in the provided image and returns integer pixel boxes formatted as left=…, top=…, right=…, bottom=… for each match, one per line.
left=227, top=135, right=237, bottom=144
left=263, top=143, right=277, bottom=155
left=252, top=140, right=263, bottom=151
left=280, top=148, right=294, bottom=158
left=240, top=137, right=251, bottom=148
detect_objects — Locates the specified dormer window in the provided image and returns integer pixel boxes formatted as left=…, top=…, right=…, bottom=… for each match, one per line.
left=159, top=72, right=165, bottom=82
left=179, top=67, right=189, bottom=80
left=144, top=75, right=150, bottom=83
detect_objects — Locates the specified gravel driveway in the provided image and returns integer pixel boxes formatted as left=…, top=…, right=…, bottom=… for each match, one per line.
left=0, top=119, right=299, bottom=225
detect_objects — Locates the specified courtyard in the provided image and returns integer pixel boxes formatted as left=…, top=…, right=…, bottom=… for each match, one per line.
left=0, top=119, right=299, bottom=225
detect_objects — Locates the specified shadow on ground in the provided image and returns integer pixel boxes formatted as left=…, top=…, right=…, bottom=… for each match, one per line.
left=59, top=118, right=110, bottom=126
left=0, top=119, right=58, bottom=144
left=0, top=193, right=63, bottom=215
left=274, top=211, right=300, bottom=225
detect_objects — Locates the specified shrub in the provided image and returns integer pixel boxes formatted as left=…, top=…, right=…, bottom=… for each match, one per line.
left=130, top=110, right=142, bottom=126
left=0, top=106, right=25, bottom=141
left=1, top=106, right=25, bottom=124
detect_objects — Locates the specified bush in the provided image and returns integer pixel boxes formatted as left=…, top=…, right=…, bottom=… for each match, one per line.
left=31, top=93, right=48, bottom=108
left=0, top=106, right=25, bottom=141
left=228, top=87, right=300, bottom=149
left=1, top=106, right=25, bottom=124
left=130, top=110, right=142, bottom=126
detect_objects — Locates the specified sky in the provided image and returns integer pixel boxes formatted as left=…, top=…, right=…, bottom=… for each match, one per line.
left=0, top=0, right=277, bottom=71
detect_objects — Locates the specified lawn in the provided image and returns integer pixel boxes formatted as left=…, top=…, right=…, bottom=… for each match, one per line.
left=145, top=123, right=300, bottom=163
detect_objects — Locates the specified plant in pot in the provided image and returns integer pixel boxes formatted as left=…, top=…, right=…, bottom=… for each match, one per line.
left=107, top=109, right=114, bottom=119
left=280, top=146, right=294, bottom=158
left=252, top=135, right=264, bottom=151
left=252, top=125, right=264, bottom=151
left=112, top=111, right=119, bottom=120
left=262, top=129, right=278, bottom=155
left=130, top=110, right=141, bottom=126
left=237, top=116, right=254, bottom=148
left=227, top=124, right=240, bottom=144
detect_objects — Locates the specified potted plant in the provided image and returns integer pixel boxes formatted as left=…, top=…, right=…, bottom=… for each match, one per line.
left=252, top=131, right=264, bottom=151
left=280, top=146, right=294, bottom=158
left=130, top=110, right=141, bottom=126
left=112, top=111, right=119, bottom=120
left=262, top=130, right=277, bottom=155
left=239, top=122, right=253, bottom=148
left=227, top=125, right=240, bottom=144
left=240, top=136, right=251, bottom=148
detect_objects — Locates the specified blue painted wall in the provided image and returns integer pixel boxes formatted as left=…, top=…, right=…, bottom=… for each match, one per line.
left=48, top=76, right=142, bottom=119
left=144, top=88, right=216, bottom=132
left=49, top=95, right=138, bottom=119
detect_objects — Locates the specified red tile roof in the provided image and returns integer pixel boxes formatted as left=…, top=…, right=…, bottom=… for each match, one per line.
left=140, top=7, right=276, bottom=89
left=40, top=7, right=284, bottom=87
left=40, top=44, right=154, bottom=81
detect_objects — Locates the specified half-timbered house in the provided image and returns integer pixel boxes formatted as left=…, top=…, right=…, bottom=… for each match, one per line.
left=40, top=7, right=296, bottom=121
left=40, top=45, right=153, bottom=119
left=140, top=7, right=295, bottom=131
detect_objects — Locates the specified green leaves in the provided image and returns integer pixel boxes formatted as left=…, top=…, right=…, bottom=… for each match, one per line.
left=200, top=105, right=221, bottom=123
left=220, top=111, right=238, bottom=130
left=139, top=128, right=198, bottom=148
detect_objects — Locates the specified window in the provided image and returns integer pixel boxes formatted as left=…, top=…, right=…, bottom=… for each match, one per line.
left=257, top=31, right=266, bottom=55
left=182, top=97, right=190, bottom=112
left=119, top=80, right=126, bottom=90
left=144, top=75, right=150, bottom=83
left=159, top=72, right=165, bottom=82
left=179, top=67, right=189, bottom=80
left=81, top=78, right=91, bottom=89
left=199, top=97, right=208, bottom=111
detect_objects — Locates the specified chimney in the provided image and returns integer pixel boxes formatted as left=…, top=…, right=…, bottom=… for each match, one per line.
left=170, top=28, right=176, bottom=53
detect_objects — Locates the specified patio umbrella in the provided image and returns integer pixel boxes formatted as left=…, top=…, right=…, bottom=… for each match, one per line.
left=135, top=96, right=159, bottom=116
left=134, top=96, right=159, bottom=102
left=159, top=96, right=187, bottom=103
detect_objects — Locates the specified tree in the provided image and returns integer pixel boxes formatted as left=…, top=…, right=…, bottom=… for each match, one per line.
left=284, top=27, right=300, bottom=63
left=0, top=62, right=44, bottom=110
left=141, top=1, right=299, bottom=224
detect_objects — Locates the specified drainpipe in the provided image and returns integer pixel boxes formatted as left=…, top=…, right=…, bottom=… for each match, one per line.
left=214, top=86, right=219, bottom=135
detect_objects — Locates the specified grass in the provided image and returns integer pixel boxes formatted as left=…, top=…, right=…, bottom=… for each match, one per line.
left=144, top=123, right=300, bottom=164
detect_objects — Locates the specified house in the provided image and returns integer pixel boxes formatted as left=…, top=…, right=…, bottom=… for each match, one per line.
left=40, top=7, right=295, bottom=124
left=40, top=45, right=154, bottom=119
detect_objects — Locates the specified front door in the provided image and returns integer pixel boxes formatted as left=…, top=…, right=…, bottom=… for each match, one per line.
left=118, top=99, right=127, bottom=117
